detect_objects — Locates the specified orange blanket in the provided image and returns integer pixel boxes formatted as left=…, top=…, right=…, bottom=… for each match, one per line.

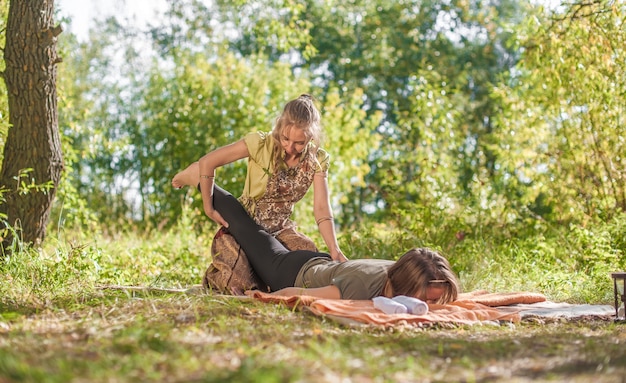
left=457, top=290, right=547, bottom=306
left=247, top=290, right=547, bottom=326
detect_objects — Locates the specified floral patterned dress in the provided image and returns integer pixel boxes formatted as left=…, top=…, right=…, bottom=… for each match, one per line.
left=252, top=155, right=317, bottom=234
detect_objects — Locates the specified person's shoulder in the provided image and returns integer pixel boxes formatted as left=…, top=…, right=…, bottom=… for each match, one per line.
left=244, top=130, right=270, bottom=141
left=244, top=131, right=273, bottom=149
left=316, top=147, right=329, bottom=160
left=313, top=147, right=330, bottom=171
left=244, top=131, right=275, bottom=163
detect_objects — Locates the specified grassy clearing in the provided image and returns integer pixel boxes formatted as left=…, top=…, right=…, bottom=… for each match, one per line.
left=1, top=291, right=624, bottom=382
left=1, top=212, right=625, bottom=382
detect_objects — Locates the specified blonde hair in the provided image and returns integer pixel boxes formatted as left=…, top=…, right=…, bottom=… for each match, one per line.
left=386, top=248, right=460, bottom=304
left=270, top=94, right=322, bottom=170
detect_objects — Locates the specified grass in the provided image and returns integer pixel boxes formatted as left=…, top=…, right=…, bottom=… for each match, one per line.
left=1, top=291, right=625, bottom=382
left=1, top=211, right=625, bottom=382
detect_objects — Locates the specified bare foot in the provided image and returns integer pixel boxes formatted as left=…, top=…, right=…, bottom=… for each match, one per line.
left=172, top=162, right=200, bottom=189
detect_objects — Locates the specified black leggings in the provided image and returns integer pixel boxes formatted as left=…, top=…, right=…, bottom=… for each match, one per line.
left=212, top=185, right=331, bottom=291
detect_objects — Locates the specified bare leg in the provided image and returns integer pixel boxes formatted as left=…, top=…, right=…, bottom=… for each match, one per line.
left=172, top=162, right=199, bottom=189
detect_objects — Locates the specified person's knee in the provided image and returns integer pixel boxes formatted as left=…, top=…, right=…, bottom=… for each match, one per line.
left=213, top=188, right=245, bottom=219
left=212, top=186, right=232, bottom=207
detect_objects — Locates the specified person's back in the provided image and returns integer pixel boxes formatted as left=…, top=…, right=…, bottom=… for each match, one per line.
left=295, top=258, right=394, bottom=300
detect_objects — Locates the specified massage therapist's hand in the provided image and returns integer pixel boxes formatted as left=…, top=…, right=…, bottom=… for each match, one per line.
left=203, top=202, right=229, bottom=228
left=331, top=249, right=348, bottom=263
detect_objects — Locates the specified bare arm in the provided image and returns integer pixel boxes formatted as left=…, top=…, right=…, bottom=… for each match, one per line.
left=198, top=139, right=250, bottom=227
left=313, top=172, right=348, bottom=262
left=271, top=285, right=341, bottom=299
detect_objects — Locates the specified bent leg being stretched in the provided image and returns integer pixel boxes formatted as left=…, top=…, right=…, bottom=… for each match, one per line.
left=212, top=185, right=330, bottom=290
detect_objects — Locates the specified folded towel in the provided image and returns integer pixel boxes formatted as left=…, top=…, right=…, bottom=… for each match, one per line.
left=373, top=296, right=408, bottom=314
left=392, top=296, right=429, bottom=315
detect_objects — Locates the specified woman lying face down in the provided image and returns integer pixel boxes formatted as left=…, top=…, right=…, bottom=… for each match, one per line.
left=210, top=185, right=460, bottom=303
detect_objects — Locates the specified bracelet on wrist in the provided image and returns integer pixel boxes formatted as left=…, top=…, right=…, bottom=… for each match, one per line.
left=316, top=216, right=334, bottom=225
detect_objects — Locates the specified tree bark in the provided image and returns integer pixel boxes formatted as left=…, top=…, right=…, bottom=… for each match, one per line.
left=0, top=0, right=63, bottom=250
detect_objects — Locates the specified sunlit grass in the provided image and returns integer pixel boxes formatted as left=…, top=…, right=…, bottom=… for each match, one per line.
left=1, top=291, right=624, bottom=382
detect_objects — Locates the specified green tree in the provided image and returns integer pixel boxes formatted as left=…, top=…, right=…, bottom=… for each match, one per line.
left=491, top=0, right=625, bottom=223
left=218, top=0, right=525, bottom=220
left=0, top=0, right=63, bottom=250
left=388, top=71, right=465, bottom=214
left=213, top=0, right=315, bottom=61
left=300, top=0, right=524, bottom=221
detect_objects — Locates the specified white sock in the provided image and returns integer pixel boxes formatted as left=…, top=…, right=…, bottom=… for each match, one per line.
left=373, top=296, right=408, bottom=314
left=392, top=295, right=429, bottom=315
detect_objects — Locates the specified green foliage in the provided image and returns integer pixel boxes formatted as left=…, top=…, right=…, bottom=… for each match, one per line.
left=384, top=70, right=465, bottom=215
left=491, top=0, right=626, bottom=223
left=0, top=169, right=62, bottom=255
left=51, top=0, right=549, bottom=233
left=0, top=205, right=211, bottom=306
left=11, top=168, right=54, bottom=196
left=55, top=2, right=326, bottom=229
left=50, top=30, right=100, bottom=232
left=0, top=238, right=100, bottom=303
left=52, top=18, right=141, bottom=230
left=295, top=0, right=525, bottom=218
left=4, top=210, right=624, bottom=307
left=215, top=0, right=316, bottom=60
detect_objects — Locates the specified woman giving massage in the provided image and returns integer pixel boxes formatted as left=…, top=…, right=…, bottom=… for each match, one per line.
left=208, top=184, right=460, bottom=304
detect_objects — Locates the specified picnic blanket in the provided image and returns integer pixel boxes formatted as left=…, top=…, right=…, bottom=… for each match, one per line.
left=246, top=290, right=614, bottom=326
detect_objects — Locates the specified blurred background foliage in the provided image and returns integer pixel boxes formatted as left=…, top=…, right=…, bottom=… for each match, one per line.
left=0, top=0, right=624, bottom=297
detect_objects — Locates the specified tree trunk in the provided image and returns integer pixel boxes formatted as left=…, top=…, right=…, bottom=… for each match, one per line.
left=0, top=0, right=63, bottom=250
